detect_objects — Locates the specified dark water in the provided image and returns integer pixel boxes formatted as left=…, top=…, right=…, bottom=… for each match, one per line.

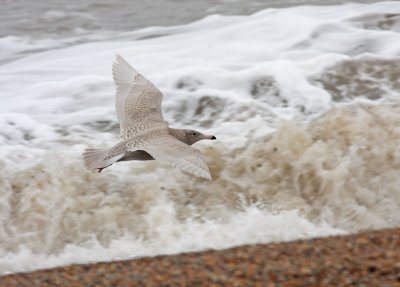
left=1, top=0, right=381, bottom=38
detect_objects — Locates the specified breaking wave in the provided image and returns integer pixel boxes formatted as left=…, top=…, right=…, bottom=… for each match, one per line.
left=1, top=1, right=400, bottom=275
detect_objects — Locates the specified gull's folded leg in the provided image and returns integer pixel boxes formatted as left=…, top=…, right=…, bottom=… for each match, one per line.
left=97, top=165, right=112, bottom=173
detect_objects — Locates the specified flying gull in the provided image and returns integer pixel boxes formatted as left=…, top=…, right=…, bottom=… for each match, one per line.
left=82, top=54, right=216, bottom=180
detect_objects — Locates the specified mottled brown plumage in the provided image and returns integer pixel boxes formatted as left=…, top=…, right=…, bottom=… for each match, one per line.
left=82, top=55, right=216, bottom=180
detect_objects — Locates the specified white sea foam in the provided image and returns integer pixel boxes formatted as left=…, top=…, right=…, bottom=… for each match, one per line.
left=1, top=2, right=400, bottom=274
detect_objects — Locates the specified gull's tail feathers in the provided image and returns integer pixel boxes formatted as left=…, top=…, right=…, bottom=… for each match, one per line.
left=82, top=147, right=124, bottom=172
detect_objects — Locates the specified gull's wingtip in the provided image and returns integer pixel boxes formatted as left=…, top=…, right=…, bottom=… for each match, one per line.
left=112, top=53, right=137, bottom=83
left=114, top=53, right=124, bottom=62
left=113, top=53, right=127, bottom=66
left=200, top=170, right=212, bottom=181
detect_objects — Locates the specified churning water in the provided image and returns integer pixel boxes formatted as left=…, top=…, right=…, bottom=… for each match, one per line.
left=0, top=0, right=399, bottom=274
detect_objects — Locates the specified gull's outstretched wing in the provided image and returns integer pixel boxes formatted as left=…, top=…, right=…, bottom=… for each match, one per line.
left=112, top=54, right=166, bottom=138
left=138, top=136, right=212, bottom=180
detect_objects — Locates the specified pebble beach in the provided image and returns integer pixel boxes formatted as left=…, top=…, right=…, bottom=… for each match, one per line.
left=1, top=228, right=399, bottom=286
left=2, top=1, right=400, bottom=283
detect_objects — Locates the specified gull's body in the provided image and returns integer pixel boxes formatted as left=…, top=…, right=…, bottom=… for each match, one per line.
left=82, top=55, right=216, bottom=180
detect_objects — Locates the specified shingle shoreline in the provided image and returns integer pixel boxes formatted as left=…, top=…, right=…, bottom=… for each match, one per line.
left=1, top=228, right=399, bottom=286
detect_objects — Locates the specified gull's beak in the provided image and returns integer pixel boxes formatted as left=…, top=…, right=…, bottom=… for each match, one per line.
left=202, top=134, right=216, bottom=140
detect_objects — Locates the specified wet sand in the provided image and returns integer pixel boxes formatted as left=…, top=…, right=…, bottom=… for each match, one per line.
left=1, top=228, right=399, bottom=286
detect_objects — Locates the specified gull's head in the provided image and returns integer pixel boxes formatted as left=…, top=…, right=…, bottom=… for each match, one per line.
left=184, top=129, right=216, bottom=145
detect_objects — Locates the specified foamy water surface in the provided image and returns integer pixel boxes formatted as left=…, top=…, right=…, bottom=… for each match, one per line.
left=1, top=1, right=400, bottom=274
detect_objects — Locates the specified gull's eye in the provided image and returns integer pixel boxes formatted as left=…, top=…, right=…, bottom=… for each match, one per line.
left=192, top=132, right=197, bottom=136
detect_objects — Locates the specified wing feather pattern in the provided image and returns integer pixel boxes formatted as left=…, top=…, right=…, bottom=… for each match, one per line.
left=141, top=136, right=212, bottom=180
left=112, top=54, right=165, bottom=136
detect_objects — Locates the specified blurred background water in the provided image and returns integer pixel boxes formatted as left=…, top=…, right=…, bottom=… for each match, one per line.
left=1, top=0, right=400, bottom=275
left=1, top=0, right=380, bottom=38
